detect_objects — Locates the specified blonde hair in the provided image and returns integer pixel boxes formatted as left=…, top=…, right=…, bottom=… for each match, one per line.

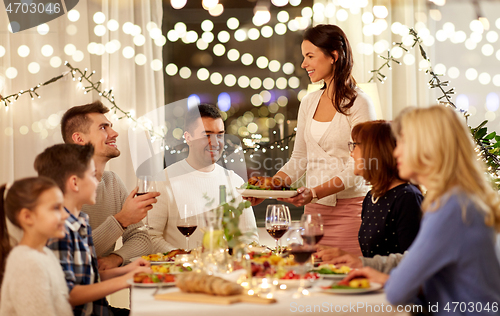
left=392, top=105, right=500, bottom=232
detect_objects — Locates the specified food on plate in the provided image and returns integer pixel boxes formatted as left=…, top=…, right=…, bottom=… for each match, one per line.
left=250, top=262, right=276, bottom=277
left=176, top=272, right=243, bottom=296
left=249, top=252, right=297, bottom=267
left=275, top=270, right=319, bottom=280
left=329, top=277, right=370, bottom=289
left=314, top=264, right=351, bottom=275
left=151, top=263, right=193, bottom=274
left=141, top=249, right=191, bottom=262
left=133, top=272, right=176, bottom=284
left=241, top=176, right=293, bottom=191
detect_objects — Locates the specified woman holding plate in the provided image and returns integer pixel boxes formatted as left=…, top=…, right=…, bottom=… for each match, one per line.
left=250, top=24, right=375, bottom=256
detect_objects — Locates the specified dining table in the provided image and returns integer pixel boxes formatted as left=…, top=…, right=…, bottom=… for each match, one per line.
left=130, top=279, right=417, bottom=316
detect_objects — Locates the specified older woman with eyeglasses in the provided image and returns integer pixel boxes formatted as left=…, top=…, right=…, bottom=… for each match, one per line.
left=316, top=121, right=422, bottom=263
left=348, top=120, right=422, bottom=257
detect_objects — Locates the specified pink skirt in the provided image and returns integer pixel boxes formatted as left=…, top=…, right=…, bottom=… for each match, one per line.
left=305, top=197, right=363, bottom=257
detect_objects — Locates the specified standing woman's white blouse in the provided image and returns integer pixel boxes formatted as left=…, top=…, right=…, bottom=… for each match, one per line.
left=279, top=87, right=376, bottom=205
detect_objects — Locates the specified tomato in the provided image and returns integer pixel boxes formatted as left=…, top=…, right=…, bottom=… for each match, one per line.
left=143, top=277, right=153, bottom=283
left=304, top=272, right=319, bottom=280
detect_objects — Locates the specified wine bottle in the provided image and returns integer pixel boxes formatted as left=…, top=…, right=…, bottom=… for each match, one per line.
left=219, top=185, right=226, bottom=205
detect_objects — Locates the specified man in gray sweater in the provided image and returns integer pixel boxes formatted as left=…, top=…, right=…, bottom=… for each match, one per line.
left=61, top=101, right=160, bottom=269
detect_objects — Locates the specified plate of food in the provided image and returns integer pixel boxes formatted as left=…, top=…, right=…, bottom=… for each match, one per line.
left=321, top=278, right=382, bottom=294
left=129, top=273, right=177, bottom=288
left=276, top=271, right=320, bottom=288
left=312, top=264, right=351, bottom=280
left=151, top=263, right=193, bottom=274
left=133, top=249, right=191, bottom=264
left=237, top=176, right=298, bottom=199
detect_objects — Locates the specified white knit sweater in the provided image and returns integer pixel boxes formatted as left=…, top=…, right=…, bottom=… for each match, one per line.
left=0, top=245, right=72, bottom=316
left=148, top=159, right=259, bottom=252
left=279, top=88, right=376, bottom=206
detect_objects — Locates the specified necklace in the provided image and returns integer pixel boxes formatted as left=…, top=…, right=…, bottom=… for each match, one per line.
left=371, top=195, right=380, bottom=204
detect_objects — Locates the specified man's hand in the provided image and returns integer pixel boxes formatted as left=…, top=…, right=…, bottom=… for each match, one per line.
left=98, top=254, right=124, bottom=270
left=341, top=267, right=389, bottom=286
left=114, top=186, right=160, bottom=228
left=128, top=258, right=150, bottom=269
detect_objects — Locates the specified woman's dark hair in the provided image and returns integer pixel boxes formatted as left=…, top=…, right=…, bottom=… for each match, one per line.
left=0, top=177, right=59, bottom=285
left=303, top=24, right=357, bottom=115
left=351, top=121, right=402, bottom=198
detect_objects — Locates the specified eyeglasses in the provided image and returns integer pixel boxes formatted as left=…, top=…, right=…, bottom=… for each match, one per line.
left=348, top=142, right=360, bottom=152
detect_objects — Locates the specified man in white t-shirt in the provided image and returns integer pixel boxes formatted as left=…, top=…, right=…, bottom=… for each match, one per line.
left=148, top=104, right=259, bottom=252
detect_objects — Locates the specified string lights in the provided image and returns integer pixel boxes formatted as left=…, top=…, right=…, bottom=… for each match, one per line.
left=1, top=62, right=164, bottom=139
left=370, top=27, right=500, bottom=189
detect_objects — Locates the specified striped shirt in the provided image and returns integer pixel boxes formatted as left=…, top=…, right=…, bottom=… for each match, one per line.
left=47, top=208, right=109, bottom=316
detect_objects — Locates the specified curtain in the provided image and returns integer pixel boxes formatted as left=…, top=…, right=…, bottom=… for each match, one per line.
left=0, top=0, right=164, bottom=189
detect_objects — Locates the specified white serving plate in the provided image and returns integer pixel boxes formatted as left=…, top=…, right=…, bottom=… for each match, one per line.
left=127, top=279, right=176, bottom=288
left=321, top=282, right=383, bottom=294
left=236, top=188, right=298, bottom=199
left=130, top=256, right=174, bottom=265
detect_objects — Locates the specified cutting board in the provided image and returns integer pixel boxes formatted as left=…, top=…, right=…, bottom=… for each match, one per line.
left=155, top=291, right=277, bottom=305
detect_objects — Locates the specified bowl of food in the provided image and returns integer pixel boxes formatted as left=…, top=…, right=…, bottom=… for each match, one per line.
left=237, top=176, right=298, bottom=199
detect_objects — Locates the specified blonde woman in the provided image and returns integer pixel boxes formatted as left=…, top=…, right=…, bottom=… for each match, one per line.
left=344, top=106, right=500, bottom=314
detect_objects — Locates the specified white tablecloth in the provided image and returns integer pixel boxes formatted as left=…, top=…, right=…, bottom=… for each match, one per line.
left=131, top=280, right=414, bottom=316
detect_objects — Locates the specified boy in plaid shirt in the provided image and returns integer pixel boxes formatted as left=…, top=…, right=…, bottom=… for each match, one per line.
left=35, top=143, right=151, bottom=316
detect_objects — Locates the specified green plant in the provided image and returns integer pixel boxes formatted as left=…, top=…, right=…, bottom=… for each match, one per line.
left=220, top=199, right=252, bottom=249
left=470, top=121, right=500, bottom=190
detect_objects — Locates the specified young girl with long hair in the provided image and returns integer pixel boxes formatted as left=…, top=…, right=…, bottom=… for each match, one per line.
left=0, top=177, right=72, bottom=315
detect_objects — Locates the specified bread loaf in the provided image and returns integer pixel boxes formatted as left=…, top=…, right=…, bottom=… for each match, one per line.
left=176, top=273, right=243, bottom=296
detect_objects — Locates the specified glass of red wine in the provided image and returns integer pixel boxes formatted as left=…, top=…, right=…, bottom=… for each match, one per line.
left=176, top=205, right=198, bottom=250
left=300, top=214, right=324, bottom=247
left=137, top=175, right=156, bottom=231
left=288, top=215, right=322, bottom=298
left=265, top=204, right=291, bottom=255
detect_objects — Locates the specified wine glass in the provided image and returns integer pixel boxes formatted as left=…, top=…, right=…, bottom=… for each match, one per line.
left=176, top=205, right=198, bottom=251
left=137, top=175, right=156, bottom=231
left=300, top=214, right=324, bottom=247
left=287, top=217, right=318, bottom=298
left=265, top=205, right=290, bottom=255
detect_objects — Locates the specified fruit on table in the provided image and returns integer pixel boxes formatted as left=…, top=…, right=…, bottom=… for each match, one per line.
left=280, top=271, right=319, bottom=280
left=337, top=277, right=370, bottom=288
left=348, top=278, right=370, bottom=288
left=316, top=264, right=351, bottom=274
left=133, top=272, right=176, bottom=284
left=202, top=229, right=226, bottom=249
